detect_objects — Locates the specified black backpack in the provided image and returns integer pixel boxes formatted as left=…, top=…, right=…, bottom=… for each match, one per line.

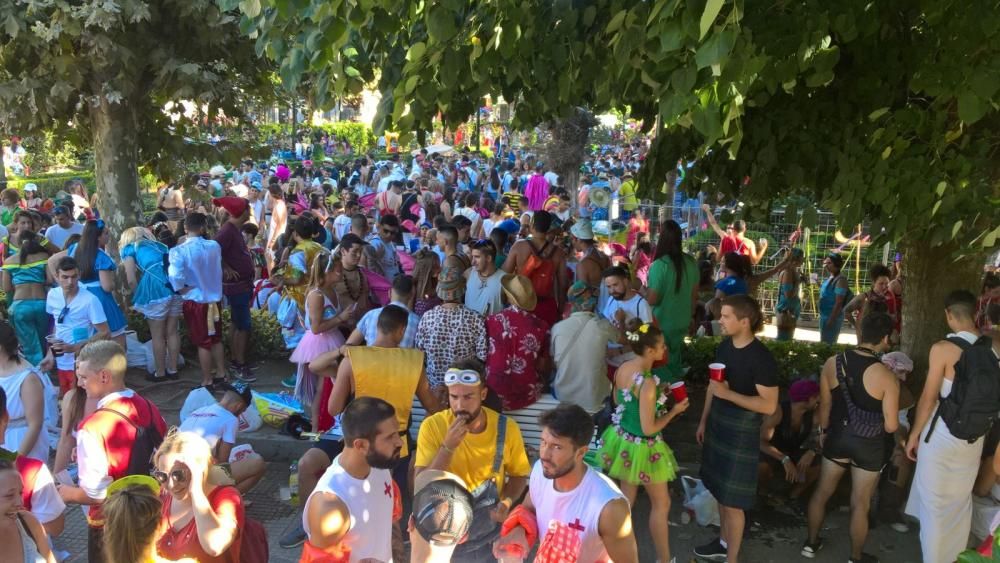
left=928, top=336, right=1000, bottom=443
left=97, top=397, right=165, bottom=477
left=835, top=353, right=886, bottom=439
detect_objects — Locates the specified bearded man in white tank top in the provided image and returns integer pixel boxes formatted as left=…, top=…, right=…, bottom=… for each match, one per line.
left=494, top=404, right=638, bottom=562
left=302, top=397, right=404, bottom=561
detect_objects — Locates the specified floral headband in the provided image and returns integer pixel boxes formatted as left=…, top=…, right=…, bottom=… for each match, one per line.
left=625, top=323, right=650, bottom=342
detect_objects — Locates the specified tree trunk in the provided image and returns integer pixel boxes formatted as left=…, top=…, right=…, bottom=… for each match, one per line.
left=545, top=108, right=596, bottom=211
left=0, top=154, right=7, bottom=191
left=900, top=241, right=985, bottom=384
left=89, top=96, right=143, bottom=253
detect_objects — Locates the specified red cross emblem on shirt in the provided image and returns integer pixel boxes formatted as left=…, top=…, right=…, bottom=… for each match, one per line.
left=384, top=482, right=392, bottom=497
left=568, top=518, right=586, bottom=532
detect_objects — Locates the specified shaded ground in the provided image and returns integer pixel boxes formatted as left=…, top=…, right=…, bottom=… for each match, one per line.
left=52, top=343, right=928, bottom=562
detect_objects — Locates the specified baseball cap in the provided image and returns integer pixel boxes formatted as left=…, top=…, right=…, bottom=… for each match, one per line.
left=219, top=382, right=253, bottom=407
left=23, top=183, right=38, bottom=192
left=412, top=470, right=474, bottom=546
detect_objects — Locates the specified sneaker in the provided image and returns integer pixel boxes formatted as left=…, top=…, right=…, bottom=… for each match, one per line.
left=693, top=538, right=727, bottom=561
left=801, top=538, right=823, bottom=558
left=279, top=521, right=307, bottom=549
left=145, top=373, right=166, bottom=383
left=281, top=374, right=297, bottom=388
left=230, top=366, right=258, bottom=383
left=848, top=554, right=879, bottom=563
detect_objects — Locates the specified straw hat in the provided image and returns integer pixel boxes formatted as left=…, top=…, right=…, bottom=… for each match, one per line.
left=501, top=274, right=537, bottom=311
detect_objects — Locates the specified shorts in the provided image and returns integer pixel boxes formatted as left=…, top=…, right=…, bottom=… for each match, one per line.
left=134, top=296, right=183, bottom=321
left=311, top=438, right=345, bottom=462
left=57, top=368, right=75, bottom=395
left=182, top=300, right=222, bottom=350
left=226, top=291, right=253, bottom=331
left=823, top=427, right=890, bottom=472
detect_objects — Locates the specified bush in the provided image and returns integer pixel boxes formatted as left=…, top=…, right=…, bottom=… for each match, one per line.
left=127, top=307, right=289, bottom=362
left=7, top=172, right=96, bottom=199
left=683, top=336, right=849, bottom=387
left=313, top=122, right=377, bottom=153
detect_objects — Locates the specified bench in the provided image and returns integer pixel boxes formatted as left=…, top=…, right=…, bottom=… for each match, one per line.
left=409, top=393, right=601, bottom=459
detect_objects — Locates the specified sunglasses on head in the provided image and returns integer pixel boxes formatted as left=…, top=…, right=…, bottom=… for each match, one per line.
left=443, top=368, right=482, bottom=386
left=471, top=239, right=495, bottom=250
left=151, top=468, right=188, bottom=485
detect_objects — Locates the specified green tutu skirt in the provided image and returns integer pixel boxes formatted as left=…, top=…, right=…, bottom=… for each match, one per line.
left=598, top=424, right=678, bottom=486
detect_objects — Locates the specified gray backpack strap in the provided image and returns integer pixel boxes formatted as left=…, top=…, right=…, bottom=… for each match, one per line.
left=491, top=414, right=508, bottom=475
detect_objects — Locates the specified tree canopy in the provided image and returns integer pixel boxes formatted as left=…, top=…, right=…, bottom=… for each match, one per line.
left=0, top=0, right=275, bottom=230
left=239, top=0, right=999, bottom=253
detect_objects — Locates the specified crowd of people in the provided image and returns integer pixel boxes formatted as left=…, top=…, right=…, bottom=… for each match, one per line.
left=0, top=142, right=996, bottom=563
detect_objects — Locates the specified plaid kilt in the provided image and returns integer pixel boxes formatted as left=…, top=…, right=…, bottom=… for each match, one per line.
left=700, top=400, right=763, bottom=510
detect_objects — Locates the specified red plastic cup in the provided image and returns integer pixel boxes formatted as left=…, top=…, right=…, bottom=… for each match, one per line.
left=670, top=381, right=688, bottom=402
left=708, top=363, right=727, bottom=382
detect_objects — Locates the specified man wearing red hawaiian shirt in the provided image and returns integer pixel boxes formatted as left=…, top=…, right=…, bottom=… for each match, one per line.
left=485, top=275, right=550, bottom=410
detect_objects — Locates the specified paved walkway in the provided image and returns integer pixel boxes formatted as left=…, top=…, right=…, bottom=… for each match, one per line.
left=48, top=357, right=928, bottom=562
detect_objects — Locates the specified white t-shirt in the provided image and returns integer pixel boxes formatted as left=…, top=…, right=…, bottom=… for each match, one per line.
left=44, top=222, right=84, bottom=250
left=601, top=293, right=652, bottom=365
left=333, top=214, right=352, bottom=241
left=528, top=461, right=625, bottom=563
left=24, top=461, right=66, bottom=525
left=179, top=403, right=238, bottom=450
left=45, top=287, right=107, bottom=371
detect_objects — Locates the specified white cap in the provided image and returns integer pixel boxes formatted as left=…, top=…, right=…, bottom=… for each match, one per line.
left=23, top=183, right=38, bottom=192
left=570, top=221, right=594, bottom=240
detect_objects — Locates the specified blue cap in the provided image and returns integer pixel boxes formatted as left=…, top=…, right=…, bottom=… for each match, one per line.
left=496, top=219, right=520, bottom=235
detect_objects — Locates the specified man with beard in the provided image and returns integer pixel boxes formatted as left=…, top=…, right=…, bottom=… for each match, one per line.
left=602, top=266, right=653, bottom=373
left=494, top=404, right=637, bottom=562
left=301, top=397, right=403, bottom=561
left=415, top=358, right=531, bottom=561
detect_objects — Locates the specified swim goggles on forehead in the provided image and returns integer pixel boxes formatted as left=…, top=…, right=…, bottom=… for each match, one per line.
left=443, top=369, right=481, bottom=386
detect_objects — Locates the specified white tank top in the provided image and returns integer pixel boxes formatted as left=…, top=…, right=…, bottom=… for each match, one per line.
left=464, top=269, right=505, bottom=316
left=528, top=460, right=626, bottom=563
left=303, top=454, right=394, bottom=562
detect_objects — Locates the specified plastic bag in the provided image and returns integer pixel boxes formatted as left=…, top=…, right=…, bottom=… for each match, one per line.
left=179, top=386, right=217, bottom=423
left=238, top=401, right=263, bottom=433
left=681, top=475, right=720, bottom=527
left=124, top=331, right=147, bottom=369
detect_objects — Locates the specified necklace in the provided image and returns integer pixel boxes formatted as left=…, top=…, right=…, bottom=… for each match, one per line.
left=477, top=270, right=493, bottom=289
left=341, top=268, right=362, bottom=301
left=855, top=346, right=881, bottom=357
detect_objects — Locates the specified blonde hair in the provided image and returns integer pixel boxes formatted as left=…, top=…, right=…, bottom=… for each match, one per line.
left=154, top=430, right=214, bottom=481
left=118, top=226, right=156, bottom=249
left=103, top=484, right=162, bottom=563
left=77, top=341, right=127, bottom=380
left=308, top=250, right=341, bottom=290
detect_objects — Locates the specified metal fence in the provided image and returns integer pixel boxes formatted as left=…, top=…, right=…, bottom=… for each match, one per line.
left=637, top=201, right=896, bottom=322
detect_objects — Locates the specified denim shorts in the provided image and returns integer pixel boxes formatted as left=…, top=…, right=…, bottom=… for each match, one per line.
left=227, top=291, right=253, bottom=331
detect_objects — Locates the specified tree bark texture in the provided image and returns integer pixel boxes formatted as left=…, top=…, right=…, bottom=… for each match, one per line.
left=900, top=241, right=985, bottom=385
left=545, top=108, right=597, bottom=208
left=89, top=95, right=144, bottom=250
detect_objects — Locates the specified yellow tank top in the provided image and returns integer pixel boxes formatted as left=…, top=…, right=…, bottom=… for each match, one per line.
left=349, top=346, right=424, bottom=457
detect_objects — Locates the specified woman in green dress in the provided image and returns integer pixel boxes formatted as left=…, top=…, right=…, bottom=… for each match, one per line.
left=598, top=319, right=689, bottom=563
left=643, top=220, right=699, bottom=383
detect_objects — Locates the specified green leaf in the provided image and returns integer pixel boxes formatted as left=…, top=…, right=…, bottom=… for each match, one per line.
left=801, top=205, right=819, bottom=229
left=935, top=181, right=947, bottom=196
left=868, top=107, right=889, bottom=121
left=583, top=6, right=597, bottom=27
left=606, top=10, right=628, bottom=34
left=983, top=226, right=1000, bottom=248
left=700, top=0, right=724, bottom=40
left=407, top=42, right=426, bottom=62
left=951, top=220, right=963, bottom=240
left=427, top=8, right=458, bottom=42
left=694, top=29, right=735, bottom=69
left=239, top=0, right=262, bottom=18
left=671, top=66, right=697, bottom=93
left=957, top=92, right=988, bottom=124
left=4, top=15, right=18, bottom=39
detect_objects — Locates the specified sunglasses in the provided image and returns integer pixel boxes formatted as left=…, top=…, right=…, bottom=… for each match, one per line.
left=57, top=306, right=69, bottom=324
left=151, top=468, right=189, bottom=486
left=443, top=369, right=482, bottom=386
left=471, top=239, right=495, bottom=251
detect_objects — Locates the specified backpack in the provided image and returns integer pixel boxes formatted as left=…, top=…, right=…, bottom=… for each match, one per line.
left=928, top=336, right=1000, bottom=443
left=96, top=397, right=165, bottom=477
left=834, top=353, right=885, bottom=439
left=522, top=240, right=555, bottom=298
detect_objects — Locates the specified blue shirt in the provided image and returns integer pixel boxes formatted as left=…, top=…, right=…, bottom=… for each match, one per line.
left=356, top=301, right=421, bottom=348
left=67, top=243, right=116, bottom=283
left=120, top=240, right=174, bottom=306
left=714, top=276, right=748, bottom=296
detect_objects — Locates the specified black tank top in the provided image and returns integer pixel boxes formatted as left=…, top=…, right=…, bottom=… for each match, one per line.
left=830, top=351, right=883, bottom=428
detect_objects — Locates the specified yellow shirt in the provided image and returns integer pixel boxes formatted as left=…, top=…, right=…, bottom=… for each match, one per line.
left=350, top=346, right=424, bottom=457
left=415, top=408, right=531, bottom=494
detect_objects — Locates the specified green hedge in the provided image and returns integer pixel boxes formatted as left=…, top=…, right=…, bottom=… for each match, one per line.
left=683, top=336, right=849, bottom=387
left=127, top=307, right=288, bottom=362
left=6, top=172, right=95, bottom=198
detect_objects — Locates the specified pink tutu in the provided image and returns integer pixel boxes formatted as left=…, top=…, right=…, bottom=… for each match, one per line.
left=291, top=329, right=344, bottom=406
left=290, top=329, right=344, bottom=364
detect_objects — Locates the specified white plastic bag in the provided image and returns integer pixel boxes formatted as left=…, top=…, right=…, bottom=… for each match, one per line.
left=237, top=401, right=263, bottom=433
left=125, top=331, right=146, bottom=369
left=682, top=475, right=720, bottom=527
left=179, top=386, right=217, bottom=423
